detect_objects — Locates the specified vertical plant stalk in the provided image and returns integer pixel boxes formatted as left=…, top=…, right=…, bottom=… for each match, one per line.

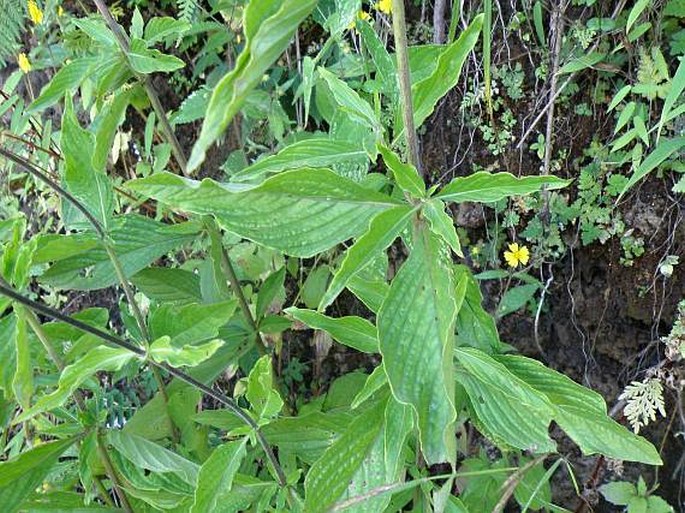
left=482, top=0, right=493, bottom=123
left=391, top=0, right=422, bottom=175
left=91, top=0, right=189, bottom=176
left=96, top=431, right=134, bottom=513
left=433, top=0, right=447, bottom=44
left=0, top=281, right=289, bottom=488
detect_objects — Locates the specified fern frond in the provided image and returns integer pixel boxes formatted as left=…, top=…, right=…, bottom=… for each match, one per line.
left=0, top=0, right=27, bottom=67
left=177, top=0, right=199, bottom=24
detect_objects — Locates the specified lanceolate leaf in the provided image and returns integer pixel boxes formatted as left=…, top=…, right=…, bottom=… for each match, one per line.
left=149, top=336, right=225, bottom=368
left=12, top=308, right=32, bottom=409
left=304, top=400, right=386, bottom=513
left=0, top=437, right=78, bottom=513
left=191, top=438, right=248, bottom=513
left=128, top=169, right=400, bottom=258
left=149, top=300, right=237, bottom=347
left=454, top=265, right=501, bottom=352
left=131, top=267, right=203, bottom=302
left=320, top=205, right=414, bottom=309
left=232, top=137, right=368, bottom=182
left=14, top=346, right=135, bottom=423
left=378, top=145, right=425, bottom=198
left=619, top=137, right=685, bottom=199
left=499, top=354, right=662, bottom=465
left=188, top=0, right=318, bottom=171
left=34, top=215, right=201, bottom=290
left=455, top=347, right=556, bottom=453
left=108, top=431, right=200, bottom=486
left=436, top=172, right=570, bottom=203
left=410, top=14, right=483, bottom=131
left=423, top=199, right=463, bottom=257
left=286, top=307, right=378, bottom=353
left=378, top=228, right=457, bottom=464
left=29, top=57, right=96, bottom=112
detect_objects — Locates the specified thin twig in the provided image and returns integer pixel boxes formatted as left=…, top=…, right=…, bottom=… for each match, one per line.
left=96, top=430, right=133, bottom=513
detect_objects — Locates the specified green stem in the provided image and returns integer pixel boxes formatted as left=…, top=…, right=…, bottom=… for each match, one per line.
left=391, top=0, right=422, bottom=175
left=96, top=431, right=133, bottom=513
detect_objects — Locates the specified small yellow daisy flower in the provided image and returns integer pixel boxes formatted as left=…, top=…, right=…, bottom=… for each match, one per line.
left=28, top=0, right=43, bottom=25
left=503, top=242, right=530, bottom=268
left=17, top=53, right=32, bottom=73
left=376, top=0, right=392, bottom=15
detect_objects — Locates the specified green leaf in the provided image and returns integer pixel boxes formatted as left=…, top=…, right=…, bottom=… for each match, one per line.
left=127, top=38, right=186, bottom=74
left=14, top=346, right=135, bottom=423
left=62, top=98, right=114, bottom=230
left=304, top=400, right=386, bottom=513
left=131, top=267, right=203, bottom=302
left=92, top=85, right=134, bottom=172
left=378, top=228, right=457, bottom=464
left=29, top=58, right=95, bottom=112
left=256, top=266, right=286, bottom=320
left=627, top=0, right=649, bottom=34
left=499, top=354, right=662, bottom=465
left=320, top=205, right=414, bottom=309
left=379, top=145, right=425, bottom=197
left=35, top=215, right=201, bottom=290
left=108, top=430, right=200, bottom=486
left=619, top=137, right=685, bottom=199
left=410, top=15, right=483, bottom=131
left=149, top=336, right=224, bottom=368
left=497, top=283, right=539, bottom=317
left=149, top=300, right=237, bottom=347
left=247, top=355, right=283, bottom=421
left=302, top=266, right=331, bottom=310
left=558, top=51, right=606, bottom=74
left=423, top=199, right=463, bottom=257
left=0, top=437, right=78, bottom=513
left=657, top=57, right=685, bottom=142
left=357, top=20, right=397, bottom=97
left=455, top=347, right=556, bottom=452
left=232, top=137, right=368, bottom=182
left=286, top=307, right=378, bottom=353
left=352, top=365, right=388, bottom=408
left=436, top=172, right=570, bottom=203
left=191, top=437, right=248, bottom=513
left=12, top=308, right=32, bottom=409
left=128, top=169, right=400, bottom=258
left=599, top=481, right=635, bottom=506
left=188, top=0, right=318, bottom=171
left=144, top=17, right=191, bottom=44
left=454, top=265, right=501, bottom=351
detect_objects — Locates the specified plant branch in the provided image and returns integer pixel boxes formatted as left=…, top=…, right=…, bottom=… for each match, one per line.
left=91, top=0, right=189, bottom=175
left=391, top=0, right=422, bottom=175
left=0, top=281, right=288, bottom=487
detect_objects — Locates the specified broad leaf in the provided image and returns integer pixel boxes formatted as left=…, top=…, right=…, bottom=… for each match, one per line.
left=454, top=265, right=501, bottom=352
left=144, top=17, right=191, bottom=44
left=128, top=169, right=400, bottom=257
left=304, top=400, right=386, bottom=513
left=15, top=345, right=135, bottom=423
left=455, top=347, right=556, bottom=453
left=0, top=437, right=78, bottom=513
left=131, top=267, right=203, bottom=302
left=232, top=137, right=368, bottom=182
left=62, top=98, right=114, bottom=230
left=149, top=300, right=237, bottom=347
left=286, top=307, right=378, bottom=353
left=108, top=430, right=200, bottom=486
left=191, top=438, right=248, bottom=513
left=127, top=38, right=185, bottom=74
left=500, top=354, right=662, bottom=465
left=436, top=172, right=570, bottom=203
left=378, top=228, right=457, bottom=464
left=149, top=336, right=224, bottom=368
left=34, top=215, right=201, bottom=290
left=320, top=205, right=414, bottom=309
left=188, top=0, right=318, bottom=171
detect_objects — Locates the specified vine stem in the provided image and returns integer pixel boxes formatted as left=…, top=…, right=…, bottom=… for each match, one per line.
left=96, top=430, right=134, bottom=513
left=0, top=281, right=288, bottom=487
left=91, top=0, right=189, bottom=175
left=391, top=0, right=422, bottom=175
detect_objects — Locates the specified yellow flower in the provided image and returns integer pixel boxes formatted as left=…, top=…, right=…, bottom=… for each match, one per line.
left=503, top=242, right=530, bottom=268
left=17, top=53, right=32, bottom=73
left=376, top=0, right=392, bottom=14
left=348, top=10, right=371, bottom=30
left=57, top=5, right=64, bottom=16
left=28, top=0, right=43, bottom=25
